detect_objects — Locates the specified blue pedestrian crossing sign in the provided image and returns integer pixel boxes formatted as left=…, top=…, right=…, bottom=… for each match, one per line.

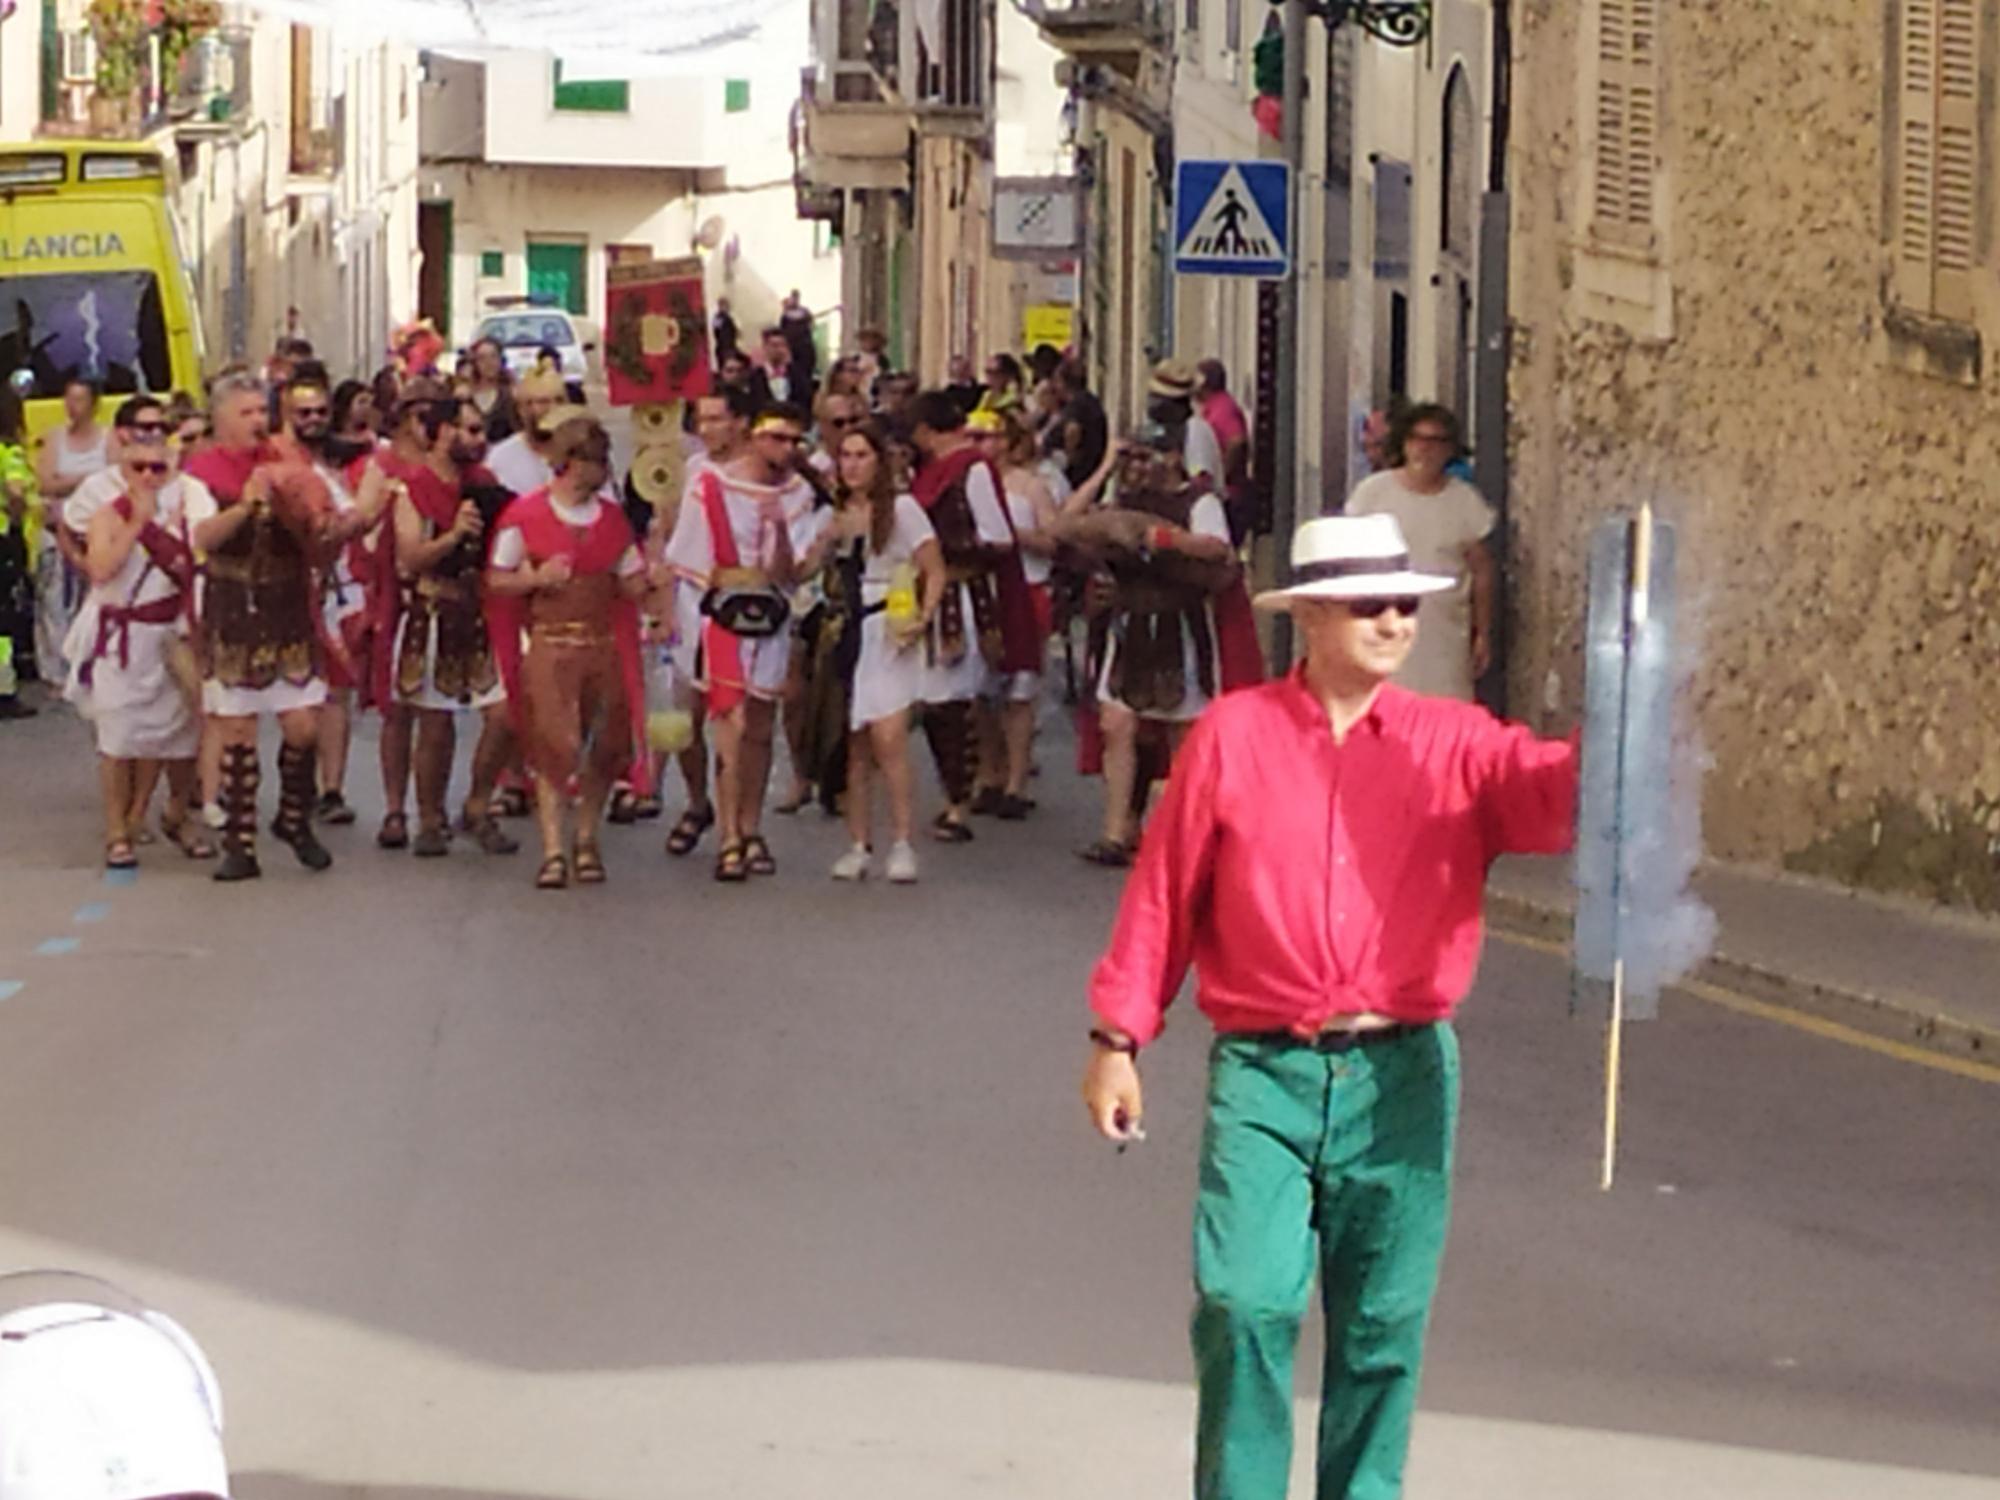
left=1174, top=159, right=1291, bottom=278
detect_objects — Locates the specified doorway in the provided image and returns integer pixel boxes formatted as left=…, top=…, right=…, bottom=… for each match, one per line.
left=417, top=200, right=452, bottom=340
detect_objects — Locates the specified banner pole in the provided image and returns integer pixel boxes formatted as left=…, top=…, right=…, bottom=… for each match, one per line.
left=1601, top=502, right=1652, bottom=1192
left=1601, top=957, right=1625, bottom=1191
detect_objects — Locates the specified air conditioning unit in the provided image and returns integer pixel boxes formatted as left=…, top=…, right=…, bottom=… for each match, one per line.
left=61, top=27, right=97, bottom=84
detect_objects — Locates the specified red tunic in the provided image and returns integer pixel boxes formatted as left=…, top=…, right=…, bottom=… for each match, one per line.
left=486, top=487, right=645, bottom=759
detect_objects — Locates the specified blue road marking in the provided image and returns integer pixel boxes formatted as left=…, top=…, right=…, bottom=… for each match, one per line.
left=0, top=981, right=22, bottom=1002
left=35, top=938, right=80, bottom=957
left=102, top=867, right=138, bottom=888
left=74, top=902, right=112, bottom=924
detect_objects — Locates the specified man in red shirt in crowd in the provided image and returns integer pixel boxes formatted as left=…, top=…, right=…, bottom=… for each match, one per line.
left=1082, top=512, right=1578, bottom=1500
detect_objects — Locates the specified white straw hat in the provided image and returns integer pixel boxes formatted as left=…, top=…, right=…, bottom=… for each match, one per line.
left=1252, top=514, right=1457, bottom=610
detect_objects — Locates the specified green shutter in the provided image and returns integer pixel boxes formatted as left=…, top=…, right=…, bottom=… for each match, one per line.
left=553, top=60, right=631, bottom=113
left=724, top=78, right=752, bottom=113
left=480, top=250, right=505, bottom=278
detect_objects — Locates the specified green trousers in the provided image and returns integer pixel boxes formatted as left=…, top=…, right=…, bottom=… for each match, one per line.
left=1191, top=1025, right=1461, bottom=1500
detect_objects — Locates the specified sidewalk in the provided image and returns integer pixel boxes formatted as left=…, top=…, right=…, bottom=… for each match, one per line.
left=1487, top=854, right=2000, bottom=1058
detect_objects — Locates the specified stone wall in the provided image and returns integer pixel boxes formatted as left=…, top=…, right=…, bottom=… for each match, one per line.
left=1506, top=0, right=2000, bottom=910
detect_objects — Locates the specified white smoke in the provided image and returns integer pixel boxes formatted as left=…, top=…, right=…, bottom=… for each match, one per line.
left=1575, top=509, right=1717, bottom=1009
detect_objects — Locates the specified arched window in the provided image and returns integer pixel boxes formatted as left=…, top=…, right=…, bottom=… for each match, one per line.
left=1441, top=63, right=1476, bottom=265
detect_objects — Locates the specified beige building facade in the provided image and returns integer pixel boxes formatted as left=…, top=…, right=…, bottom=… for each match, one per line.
left=20, top=0, right=421, bottom=378
left=1507, top=0, right=2000, bottom=908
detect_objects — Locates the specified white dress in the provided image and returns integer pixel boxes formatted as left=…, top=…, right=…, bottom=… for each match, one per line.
left=663, top=467, right=827, bottom=702
left=36, top=428, right=111, bottom=684
left=1095, top=491, right=1232, bottom=724
left=62, top=479, right=200, bottom=759
left=847, top=495, right=935, bottom=730
left=1343, top=470, right=1495, bottom=700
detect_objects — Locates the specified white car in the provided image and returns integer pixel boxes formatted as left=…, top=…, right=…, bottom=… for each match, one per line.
left=474, top=307, right=601, bottom=389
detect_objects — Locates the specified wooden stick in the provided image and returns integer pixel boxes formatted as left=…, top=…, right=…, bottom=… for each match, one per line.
left=1601, top=503, right=1651, bottom=1192
left=1601, top=957, right=1625, bottom=1191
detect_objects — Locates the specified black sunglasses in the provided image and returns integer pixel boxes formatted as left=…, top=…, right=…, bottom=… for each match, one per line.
left=128, top=459, right=170, bottom=476
left=128, top=419, right=170, bottom=434
left=1346, top=597, right=1421, bottom=619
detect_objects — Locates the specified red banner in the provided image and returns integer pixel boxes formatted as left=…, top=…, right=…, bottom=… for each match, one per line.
left=604, top=257, right=712, bottom=407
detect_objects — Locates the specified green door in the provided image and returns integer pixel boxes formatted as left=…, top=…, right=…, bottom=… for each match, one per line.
left=526, top=240, right=587, bottom=314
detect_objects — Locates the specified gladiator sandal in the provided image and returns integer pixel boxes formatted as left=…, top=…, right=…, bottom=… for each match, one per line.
left=922, top=701, right=978, bottom=832
left=212, top=744, right=263, bottom=882
left=274, top=742, right=334, bottom=872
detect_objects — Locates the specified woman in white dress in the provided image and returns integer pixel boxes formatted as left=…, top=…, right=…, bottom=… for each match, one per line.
left=65, top=437, right=211, bottom=868
left=811, top=421, right=944, bottom=883
left=35, top=375, right=113, bottom=686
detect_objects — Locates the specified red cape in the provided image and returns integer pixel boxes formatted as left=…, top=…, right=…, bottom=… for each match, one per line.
left=485, top=487, right=645, bottom=762
left=913, top=446, right=1042, bottom=674
left=182, top=441, right=276, bottom=504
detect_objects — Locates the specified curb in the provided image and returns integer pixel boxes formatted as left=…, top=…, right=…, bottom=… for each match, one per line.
left=1485, top=889, right=2000, bottom=1066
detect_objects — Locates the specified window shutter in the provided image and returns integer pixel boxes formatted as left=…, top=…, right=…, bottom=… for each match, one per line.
left=1897, top=0, right=1979, bottom=320
left=1935, top=0, right=1977, bottom=319
left=1593, top=0, right=1659, bottom=248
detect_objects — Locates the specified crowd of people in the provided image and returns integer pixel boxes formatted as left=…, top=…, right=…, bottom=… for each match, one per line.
left=0, top=317, right=1495, bottom=890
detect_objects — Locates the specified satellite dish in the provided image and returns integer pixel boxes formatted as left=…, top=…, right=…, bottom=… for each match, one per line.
left=695, top=216, right=726, bottom=251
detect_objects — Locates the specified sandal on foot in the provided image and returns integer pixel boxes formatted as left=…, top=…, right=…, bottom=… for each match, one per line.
left=573, top=842, right=608, bottom=884
left=970, top=787, right=1006, bottom=816
left=607, top=788, right=639, bottom=825
left=315, top=791, right=357, bottom=825
left=376, top=812, right=410, bottom=850
left=742, top=834, right=777, bottom=877
left=772, top=787, right=811, bottom=816
left=105, top=838, right=138, bottom=870
left=996, top=794, right=1036, bottom=821
left=535, top=854, right=570, bottom=890
left=931, top=812, right=975, bottom=844
left=412, top=825, right=450, bottom=858
left=469, top=817, right=519, bottom=855
left=1077, top=839, right=1133, bottom=868
left=665, top=806, right=714, bottom=857
left=160, top=816, right=217, bottom=860
left=714, top=841, right=749, bottom=883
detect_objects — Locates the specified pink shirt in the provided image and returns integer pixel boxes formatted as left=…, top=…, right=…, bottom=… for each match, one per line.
left=1200, top=391, right=1249, bottom=454
left=1089, top=672, right=1578, bottom=1045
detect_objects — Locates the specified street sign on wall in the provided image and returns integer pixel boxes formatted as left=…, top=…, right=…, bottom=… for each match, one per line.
left=994, top=177, right=1082, bottom=259
left=1173, top=160, right=1291, bottom=278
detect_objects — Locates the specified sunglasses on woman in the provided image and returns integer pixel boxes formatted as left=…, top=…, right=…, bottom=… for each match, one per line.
left=128, top=460, right=171, bottom=477
left=1346, top=597, right=1421, bottom=619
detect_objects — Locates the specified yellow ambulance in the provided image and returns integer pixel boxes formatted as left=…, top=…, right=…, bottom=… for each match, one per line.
left=0, top=141, right=204, bottom=443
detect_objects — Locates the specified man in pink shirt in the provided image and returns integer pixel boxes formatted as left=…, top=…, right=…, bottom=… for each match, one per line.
left=1082, top=512, right=1578, bottom=1500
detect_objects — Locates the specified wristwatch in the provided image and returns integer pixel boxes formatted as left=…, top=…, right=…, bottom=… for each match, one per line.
left=1090, top=1027, right=1139, bottom=1057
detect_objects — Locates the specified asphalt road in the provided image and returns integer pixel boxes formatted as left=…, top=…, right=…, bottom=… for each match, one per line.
left=1, top=696, right=1996, bottom=1500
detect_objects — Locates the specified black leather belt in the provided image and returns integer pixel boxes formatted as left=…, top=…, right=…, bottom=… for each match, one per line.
left=1254, top=1023, right=1425, bottom=1054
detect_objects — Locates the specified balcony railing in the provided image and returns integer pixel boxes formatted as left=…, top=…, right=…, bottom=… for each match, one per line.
left=913, top=0, right=986, bottom=113
left=169, top=29, right=252, bottom=129
left=1028, top=0, right=1171, bottom=49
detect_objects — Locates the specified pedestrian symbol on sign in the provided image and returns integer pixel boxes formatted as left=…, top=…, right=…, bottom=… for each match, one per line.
left=1174, top=160, right=1291, bottom=278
